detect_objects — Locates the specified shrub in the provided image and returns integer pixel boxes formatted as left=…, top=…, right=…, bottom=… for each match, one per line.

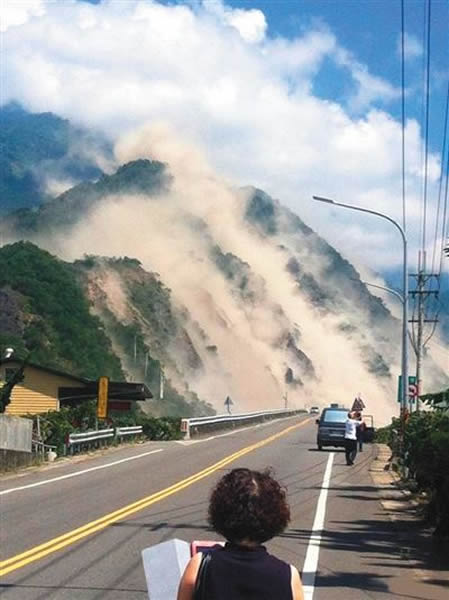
left=33, top=401, right=182, bottom=454
left=383, top=409, right=449, bottom=538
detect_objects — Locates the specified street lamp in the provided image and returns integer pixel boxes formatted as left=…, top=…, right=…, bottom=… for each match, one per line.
left=351, top=277, right=405, bottom=305
left=312, top=195, right=409, bottom=418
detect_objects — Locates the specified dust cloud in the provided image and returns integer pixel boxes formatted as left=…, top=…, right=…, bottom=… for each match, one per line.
left=30, top=123, right=416, bottom=425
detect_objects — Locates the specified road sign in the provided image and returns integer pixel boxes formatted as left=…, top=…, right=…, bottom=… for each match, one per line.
left=97, top=376, right=109, bottom=419
left=408, top=380, right=418, bottom=399
left=398, top=375, right=417, bottom=403
left=224, top=395, right=233, bottom=414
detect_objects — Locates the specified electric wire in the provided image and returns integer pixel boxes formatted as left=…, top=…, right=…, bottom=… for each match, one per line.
left=432, top=0, right=449, bottom=281
left=438, top=147, right=449, bottom=277
left=401, top=0, right=407, bottom=232
left=417, top=0, right=428, bottom=272
left=411, top=1, right=429, bottom=356
left=421, top=0, right=432, bottom=266
left=430, top=79, right=449, bottom=275
left=410, top=285, right=418, bottom=354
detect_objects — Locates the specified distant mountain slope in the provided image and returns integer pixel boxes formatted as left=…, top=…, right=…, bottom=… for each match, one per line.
left=0, top=103, right=110, bottom=214
left=5, top=159, right=170, bottom=231
left=0, top=242, right=214, bottom=417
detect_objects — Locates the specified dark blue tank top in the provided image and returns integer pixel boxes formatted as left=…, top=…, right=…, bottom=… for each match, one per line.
left=200, top=542, right=292, bottom=600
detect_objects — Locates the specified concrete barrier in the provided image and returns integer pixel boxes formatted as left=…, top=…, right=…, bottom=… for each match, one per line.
left=0, top=415, right=32, bottom=452
left=0, top=415, right=33, bottom=470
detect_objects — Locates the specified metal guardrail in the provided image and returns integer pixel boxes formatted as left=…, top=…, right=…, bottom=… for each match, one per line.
left=68, top=428, right=115, bottom=444
left=66, top=428, right=114, bottom=455
left=32, top=439, right=56, bottom=454
left=116, top=426, right=143, bottom=437
left=66, top=426, right=143, bottom=455
left=180, top=408, right=306, bottom=439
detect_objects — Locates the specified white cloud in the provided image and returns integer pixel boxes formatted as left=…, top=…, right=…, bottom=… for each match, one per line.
left=397, top=32, right=423, bottom=60
left=1, top=0, right=445, bottom=275
left=334, top=47, right=401, bottom=112
left=1, top=0, right=46, bottom=32
left=203, top=0, right=267, bottom=43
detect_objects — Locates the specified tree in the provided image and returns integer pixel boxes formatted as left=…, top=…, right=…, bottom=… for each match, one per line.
left=0, top=358, right=28, bottom=413
left=421, top=387, right=449, bottom=409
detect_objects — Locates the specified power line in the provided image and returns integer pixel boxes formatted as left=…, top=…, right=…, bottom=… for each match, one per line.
left=431, top=79, right=449, bottom=275
left=401, top=0, right=407, bottom=232
left=438, top=145, right=449, bottom=276
left=421, top=0, right=432, bottom=265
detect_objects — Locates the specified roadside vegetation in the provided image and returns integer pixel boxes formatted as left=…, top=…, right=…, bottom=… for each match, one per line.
left=29, top=400, right=183, bottom=456
left=375, top=389, right=449, bottom=538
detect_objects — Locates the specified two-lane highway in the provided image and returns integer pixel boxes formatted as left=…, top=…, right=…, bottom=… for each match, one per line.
left=0, top=415, right=425, bottom=599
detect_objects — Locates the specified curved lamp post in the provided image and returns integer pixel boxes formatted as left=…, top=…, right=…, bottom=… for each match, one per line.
left=357, top=280, right=404, bottom=305
left=312, top=195, right=409, bottom=417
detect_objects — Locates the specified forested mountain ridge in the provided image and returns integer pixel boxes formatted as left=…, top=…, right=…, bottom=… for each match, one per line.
left=0, top=103, right=110, bottom=214
left=0, top=241, right=123, bottom=380
left=5, top=159, right=171, bottom=232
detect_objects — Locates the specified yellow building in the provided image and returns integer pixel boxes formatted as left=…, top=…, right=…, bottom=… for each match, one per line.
left=0, top=359, right=86, bottom=415
left=0, top=358, right=152, bottom=416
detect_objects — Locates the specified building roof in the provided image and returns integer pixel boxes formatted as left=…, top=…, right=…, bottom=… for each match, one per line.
left=0, top=357, right=153, bottom=400
left=0, top=357, right=88, bottom=383
left=59, top=382, right=152, bottom=402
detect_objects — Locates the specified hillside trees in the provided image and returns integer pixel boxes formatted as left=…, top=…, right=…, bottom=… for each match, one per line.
left=376, top=393, right=449, bottom=538
left=0, top=242, right=124, bottom=379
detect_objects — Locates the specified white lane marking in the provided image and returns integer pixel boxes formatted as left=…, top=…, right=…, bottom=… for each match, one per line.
left=302, top=452, right=334, bottom=600
left=0, top=449, right=164, bottom=496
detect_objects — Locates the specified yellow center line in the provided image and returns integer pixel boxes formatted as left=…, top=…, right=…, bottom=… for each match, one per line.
left=0, top=418, right=311, bottom=576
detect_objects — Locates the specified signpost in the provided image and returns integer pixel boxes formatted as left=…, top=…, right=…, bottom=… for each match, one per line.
left=97, top=376, right=109, bottom=419
left=224, top=395, right=233, bottom=415
left=398, top=375, right=417, bottom=409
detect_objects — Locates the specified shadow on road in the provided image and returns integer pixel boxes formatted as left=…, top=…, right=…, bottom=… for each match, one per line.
left=283, top=508, right=449, bottom=597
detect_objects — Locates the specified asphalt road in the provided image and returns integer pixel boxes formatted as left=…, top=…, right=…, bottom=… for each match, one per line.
left=0, top=415, right=434, bottom=599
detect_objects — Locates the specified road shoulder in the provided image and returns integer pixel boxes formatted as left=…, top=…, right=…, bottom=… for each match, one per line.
left=369, top=443, right=449, bottom=600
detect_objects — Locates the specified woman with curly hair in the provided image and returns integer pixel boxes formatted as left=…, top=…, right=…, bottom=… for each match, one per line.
left=177, top=467, right=304, bottom=600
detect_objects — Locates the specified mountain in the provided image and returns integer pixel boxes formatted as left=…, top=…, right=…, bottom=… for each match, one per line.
left=0, top=242, right=214, bottom=417
left=4, top=158, right=171, bottom=232
left=0, top=241, right=123, bottom=380
left=0, top=103, right=111, bottom=214
left=1, top=120, right=447, bottom=424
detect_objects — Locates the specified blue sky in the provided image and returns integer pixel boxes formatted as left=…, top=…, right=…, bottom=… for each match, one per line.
left=196, top=0, right=449, bottom=153
left=2, top=0, right=448, bottom=278
left=81, top=0, right=448, bottom=150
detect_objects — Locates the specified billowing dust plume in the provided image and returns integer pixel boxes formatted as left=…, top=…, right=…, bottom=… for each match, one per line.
left=31, top=123, right=436, bottom=425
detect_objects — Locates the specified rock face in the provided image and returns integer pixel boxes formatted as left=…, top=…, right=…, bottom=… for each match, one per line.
left=1, top=129, right=447, bottom=423
left=0, top=287, right=27, bottom=337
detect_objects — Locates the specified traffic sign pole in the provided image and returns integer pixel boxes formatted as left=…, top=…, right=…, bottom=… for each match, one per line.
left=97, top=376, right=109, bottom=419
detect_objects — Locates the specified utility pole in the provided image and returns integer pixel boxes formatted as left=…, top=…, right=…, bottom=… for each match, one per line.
left=409, top=252, right=439, bottom=412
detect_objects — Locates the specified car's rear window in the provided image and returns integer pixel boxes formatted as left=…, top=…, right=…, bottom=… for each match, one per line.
left=322, top=410, right=347, bottom=423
